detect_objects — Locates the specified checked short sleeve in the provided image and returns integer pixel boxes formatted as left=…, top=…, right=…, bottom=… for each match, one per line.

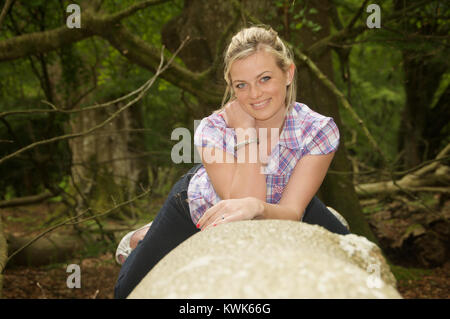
left=193, top=113, right=235, bottom=155
left=304, top=117, right=340, bottom=156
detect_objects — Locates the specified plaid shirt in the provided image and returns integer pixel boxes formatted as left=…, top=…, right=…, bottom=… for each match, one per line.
left=187, top=102, right=340, bottom=225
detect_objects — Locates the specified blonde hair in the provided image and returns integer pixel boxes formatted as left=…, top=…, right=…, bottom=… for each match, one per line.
left=219, top=25, right=297, bottom=113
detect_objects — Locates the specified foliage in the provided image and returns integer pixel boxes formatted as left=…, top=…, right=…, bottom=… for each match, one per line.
left=389, top=263, right=432, bottom=282
left=333, top=41, right=405, bottom=166
left=331, top=0, right=449, bottom=170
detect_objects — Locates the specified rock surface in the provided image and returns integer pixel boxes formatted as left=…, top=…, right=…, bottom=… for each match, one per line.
left=128, top=220, right=401, bottom=299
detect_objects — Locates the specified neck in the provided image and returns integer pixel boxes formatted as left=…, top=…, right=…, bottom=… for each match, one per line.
left=255, top=106, right=288, bottom=138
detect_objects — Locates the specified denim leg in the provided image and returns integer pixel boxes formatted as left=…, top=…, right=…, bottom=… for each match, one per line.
left=302, top=196, right=350, bottom=235
left=114, top=167, right=201, bottom=299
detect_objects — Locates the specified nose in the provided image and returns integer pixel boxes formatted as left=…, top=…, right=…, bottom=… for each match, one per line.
left=249, top=84, right=262, bottom=99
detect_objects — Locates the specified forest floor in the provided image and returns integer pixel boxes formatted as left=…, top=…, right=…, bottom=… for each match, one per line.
left=2, top=254, right=449, bottom=299
left=1, top=194, right=449, bottom=299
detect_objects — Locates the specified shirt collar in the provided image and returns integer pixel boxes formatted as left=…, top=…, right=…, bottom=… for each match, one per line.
left=278, top=102, right=302, bottom=150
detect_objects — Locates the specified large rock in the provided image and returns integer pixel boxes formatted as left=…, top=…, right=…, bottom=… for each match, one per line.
left=128, top=220, right=401, bottom=299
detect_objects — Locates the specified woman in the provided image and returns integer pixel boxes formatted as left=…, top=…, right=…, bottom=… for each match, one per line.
left=114, top=25, right=350, bottom=299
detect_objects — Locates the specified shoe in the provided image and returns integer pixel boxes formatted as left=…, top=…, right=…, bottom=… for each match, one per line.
left=115, top=222, right=152, bottom=265
left=326, top=206, right=350, bottom=231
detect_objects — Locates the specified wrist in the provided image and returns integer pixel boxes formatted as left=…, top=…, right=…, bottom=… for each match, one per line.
left=249, top=197, right=265, bottom=219
left=234, top=138, right=259, bottom=152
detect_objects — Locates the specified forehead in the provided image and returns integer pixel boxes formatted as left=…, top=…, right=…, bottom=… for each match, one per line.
left=230, top=50, right=281, bottom=81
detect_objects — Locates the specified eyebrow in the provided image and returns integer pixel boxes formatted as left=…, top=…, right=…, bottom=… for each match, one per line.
left=232, top=71, right=272, bottom=84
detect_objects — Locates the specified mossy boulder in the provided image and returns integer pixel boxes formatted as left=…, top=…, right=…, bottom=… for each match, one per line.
left=129, top=220, right=401, bottom=298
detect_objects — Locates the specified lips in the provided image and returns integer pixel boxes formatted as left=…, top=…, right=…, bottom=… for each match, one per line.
left=251, top=98, right=271, bottom=110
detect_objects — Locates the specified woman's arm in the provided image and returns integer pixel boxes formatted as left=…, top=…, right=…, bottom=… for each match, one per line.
left=259, top=152, right=335, bottom=221
left=198, top=100, right=266, bottom=201
left=198, top=152, right=335, bottom=229
left=198, top=138, right=266, bottom=201
left=229, top=127, right=266, bottom=200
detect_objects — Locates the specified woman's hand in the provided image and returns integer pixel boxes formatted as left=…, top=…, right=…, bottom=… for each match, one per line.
left=220, top=99, right=255, bottom=129
left=197, top=197, right=264, bottom=230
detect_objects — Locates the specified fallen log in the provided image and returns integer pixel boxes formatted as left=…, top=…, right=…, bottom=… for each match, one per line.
left=356, top=144, right=450, bottom=198
left=0, top=191, right=56, bottom=209
left=6, top=232, right=83, bottom=268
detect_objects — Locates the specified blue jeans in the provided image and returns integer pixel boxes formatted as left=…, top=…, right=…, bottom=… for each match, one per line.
left=114, top=164, right=350, bottom=299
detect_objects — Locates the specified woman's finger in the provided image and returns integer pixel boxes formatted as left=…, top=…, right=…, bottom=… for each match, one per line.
left=204, top=209, right=244, bottom=230
left=204, top=212, right=229, bottom=230
left=197, top=201, right=225, bottom=229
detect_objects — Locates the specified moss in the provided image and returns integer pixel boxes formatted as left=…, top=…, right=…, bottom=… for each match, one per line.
left=362, top=204, right=384, bottom=215
left=89, top=168, right=133, bottom=221
left=389, top=263, right=432, bottom=282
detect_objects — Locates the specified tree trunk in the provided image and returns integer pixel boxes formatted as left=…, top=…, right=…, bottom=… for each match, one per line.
left=69, top=102, right=149, bottom=213
left=395, top=0, right=449, bottom=168
left=398, top=51, right=445, bottom=168
left=47, top=44, right=149, bottom=214
left=292, top=1, right=378, bottom=243
left=0, top=215, right=7, bottom=298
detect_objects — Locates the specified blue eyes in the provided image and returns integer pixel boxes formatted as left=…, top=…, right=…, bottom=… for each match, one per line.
left=235, top=76, right=271, bottom=89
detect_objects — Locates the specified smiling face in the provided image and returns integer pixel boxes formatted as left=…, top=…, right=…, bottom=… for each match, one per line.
left=229, top=49, right=294, bottom=127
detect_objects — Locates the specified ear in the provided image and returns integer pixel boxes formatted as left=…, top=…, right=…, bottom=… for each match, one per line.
left=286, top=63, right=296, bottom=86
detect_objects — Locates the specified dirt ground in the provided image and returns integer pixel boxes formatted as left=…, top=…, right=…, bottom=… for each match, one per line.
left=2, top=253, right=449, bottom=299
left=3, top=253, right=119, bottom=299
left=1, top=197, right=449, bottom=299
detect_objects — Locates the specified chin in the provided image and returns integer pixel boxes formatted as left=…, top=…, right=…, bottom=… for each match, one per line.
left=250, top=103, right=284, bottom=120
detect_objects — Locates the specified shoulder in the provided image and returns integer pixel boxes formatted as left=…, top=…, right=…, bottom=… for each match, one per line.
left=280, top=102, right=339, bottom=151
left=292, top=102, right=332, bottom=126
left=194, top=111, right=234, bottom=151
left=196, top=111, right=228, bottom=134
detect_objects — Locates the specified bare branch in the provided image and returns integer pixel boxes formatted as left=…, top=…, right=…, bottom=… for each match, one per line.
left=294, top=47, right=390, bottom=168
left=0, top=37, right=189, bottom=166
left=0, top=0, right=14, bottom=30
left=108, top=0, right=171, bottom=23
left=0, top=1, right=222, bottom=104
left=4, top=188, right=151, bottom=269
left=4, top=208, right=90, bottom=268
left=0, top=75, right=164, bottom=119
left=345, top=0, right=369, bottom=30
left=306, top=0, right=435, bottom=57
left=0, top=191, right=56, bottom=209
left=66, top=189, right=151, bottom=226
left=0, top=24, right=91, bottom=62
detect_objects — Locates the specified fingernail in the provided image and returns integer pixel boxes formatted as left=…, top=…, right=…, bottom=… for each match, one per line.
left=213, top=224, right=216, bottom=227
left=196, top=223, right=200, bottom=229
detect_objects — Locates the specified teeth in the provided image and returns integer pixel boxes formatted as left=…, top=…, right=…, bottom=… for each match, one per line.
left=253, top=99, right=269, bottom=107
